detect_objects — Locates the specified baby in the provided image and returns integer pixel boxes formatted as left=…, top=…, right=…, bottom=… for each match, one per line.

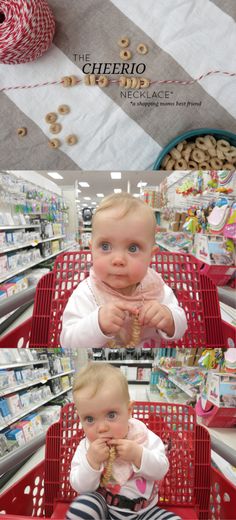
left=66, top=362, right=181, bottom=520
left=60, top=193, right=187, bottom=349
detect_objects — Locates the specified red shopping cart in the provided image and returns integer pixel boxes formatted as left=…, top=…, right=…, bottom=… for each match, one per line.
left=0, top=401, right=212, bottom=519
left=0, top=251, right=232, bottom=349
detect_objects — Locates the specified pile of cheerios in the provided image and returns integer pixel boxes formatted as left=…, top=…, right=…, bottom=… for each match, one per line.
left=161, top=135, right=236, bottom=170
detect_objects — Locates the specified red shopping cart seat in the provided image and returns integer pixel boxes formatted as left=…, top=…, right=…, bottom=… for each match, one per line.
left=44, top=401, right=211, bottom=519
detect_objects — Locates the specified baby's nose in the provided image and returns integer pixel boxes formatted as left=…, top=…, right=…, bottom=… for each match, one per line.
left=98, top=420, right=109, bottom=433
left=112, top=253, right=125, bottom=265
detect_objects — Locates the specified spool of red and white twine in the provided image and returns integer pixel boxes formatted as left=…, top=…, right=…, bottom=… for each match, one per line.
left=0, top=0, right=55, bottom=64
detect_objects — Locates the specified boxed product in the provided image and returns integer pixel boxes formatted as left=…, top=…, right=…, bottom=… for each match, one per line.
left=7, top=253, right=18, bottom=271
left=12, top=420, right=35, bottom=442
left=37, top=405, right=61, bottom=425
left=60, top=357, right=72, bottom=372
left=0, top=434, right=9, bottom=456
left=0, top=255, right=8, bottom=275
left=9, top=275, right=29, bottom=292
left=0, top=398, right=12, bottom=422
left=0, top=370, right=9, bottom=390
left=170, top=221, right=180, bottom=232
left=1, top=282, right=19, bottom=297
left=0, top=232, right=6, bottom=248
left=194, top=234, right=235, bottom=266
left=5, top=428, right=25, bottom=446
left=0, top=289, right=7, bottom=300
left=60, top=375, right=70, bottom=389
left=5, top=393, right=22, bottom=415
left=19, top=390, right=31, bottom=409
left=202, top=372, right=236, bottom=407
left=26, top=413, right=43, bottom=435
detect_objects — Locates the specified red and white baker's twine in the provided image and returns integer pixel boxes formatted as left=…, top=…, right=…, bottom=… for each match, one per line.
left=0, top=0, right=55, bottom=65
left=0, top=70, right=235, bottom=93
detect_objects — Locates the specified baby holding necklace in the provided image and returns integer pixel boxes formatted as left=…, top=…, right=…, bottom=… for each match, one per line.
left=60, top=193, right=187, bottom=350
left=66, top=362, right=181, bottom=520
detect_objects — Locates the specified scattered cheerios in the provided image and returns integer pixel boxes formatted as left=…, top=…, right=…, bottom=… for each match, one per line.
left=120, top=49, right=132, bottom=60
left=118, top=37, right=130, bottom=48
left=66, top=134, right=78, bottom=146
left=45, top=112, right=58, bottom=124
left=17, top=127, right=27, bottom=137
left=137, top=43, right=148, bottom=55
left=49, top=123, right=62, bottom=134
left=58, top=104, right=70, bottom=115
left=48, top=138, right=61, bottom=149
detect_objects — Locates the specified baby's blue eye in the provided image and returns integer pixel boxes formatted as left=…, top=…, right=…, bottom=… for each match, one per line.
left=107, top=411, right=117, bottom=420
left=85, top=416, right=94, bottom=424
left=129, top=244, right=139, bottom=253
left=101, top=242, right=111, bottom=251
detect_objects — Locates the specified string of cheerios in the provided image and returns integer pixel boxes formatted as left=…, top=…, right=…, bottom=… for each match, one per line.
left=100, top=446, right=116, bottom=487
left=1, top=70, right=235, bottom=93
left=107, top=315, right=141, bottom=349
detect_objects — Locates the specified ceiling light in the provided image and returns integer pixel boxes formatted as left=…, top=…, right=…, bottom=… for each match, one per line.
left=79, top=182, right=90, bottom=187
left=133, top=193, right=140, bottom=198
left=110, top=172, right=122, bottom=179
left=114, top=188, right=122, bottom=193
left=47, top=172, right=64, bottom=180
left=96, top=193, right=104, bottom=197
left=82, top=203, right=89, bottom=207
left=137, top=181, right=147, bottom=187
left=92, top=202, right=97, bottom=205
left=84, top=196, right=91, bottom=200
left=77, top=188, right=81, bottom=193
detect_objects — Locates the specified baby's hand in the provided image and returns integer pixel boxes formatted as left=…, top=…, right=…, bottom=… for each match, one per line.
left=138, top=301, right=175, bottom=337
left=99, top=302, right=138, bottom=336
left=87, top=439, right=110, bottom=470
left=109, top=439, right=142, bottom=469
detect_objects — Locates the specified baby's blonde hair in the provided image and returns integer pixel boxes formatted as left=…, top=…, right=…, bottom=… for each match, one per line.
left=73, top=362, right=130, bottom=404
left=92, top=192, right=156, bottom=242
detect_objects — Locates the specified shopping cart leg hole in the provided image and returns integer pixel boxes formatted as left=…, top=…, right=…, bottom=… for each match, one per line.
left=17, top=337, right=24, bottom=348
left=223, top=492, right=231, bottom=502
left=24, top=485, right=31, bottom=494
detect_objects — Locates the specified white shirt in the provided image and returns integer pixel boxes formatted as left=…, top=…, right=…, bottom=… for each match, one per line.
left=60, top=268, right=187, bottom=349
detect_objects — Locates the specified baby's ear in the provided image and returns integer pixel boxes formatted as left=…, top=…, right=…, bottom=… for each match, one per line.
left=152, top=244, right=159, bottom=255
left=128, top=401, right=134, bottom=417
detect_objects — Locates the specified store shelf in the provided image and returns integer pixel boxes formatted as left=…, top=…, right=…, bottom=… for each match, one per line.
left=0, top=243, right=76, bottom=284
left=167, top=375, right=197, bottom=398
left=155, top=239, right=187, bottom=253
left=0, top=370, right=75, bottom=397
left=0, top=430, right=47, bottom=476
left=0, top=235, right=66, bottom=255
left=0, top=386, right=72, bottom=432
left=0, top=225, right=41, bottom=231
left=0, top=359, right=49, bottom=370
left=156, top=383, right=187, bottom=404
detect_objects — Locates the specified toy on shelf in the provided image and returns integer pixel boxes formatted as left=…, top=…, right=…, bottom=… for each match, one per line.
left=182, top=208, right=201, bottom=233
left=207, top=197, right=230, bottom=234
left=207, top=170, right=219, bottom=190
left=198, top=349, right=224, bottom=371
